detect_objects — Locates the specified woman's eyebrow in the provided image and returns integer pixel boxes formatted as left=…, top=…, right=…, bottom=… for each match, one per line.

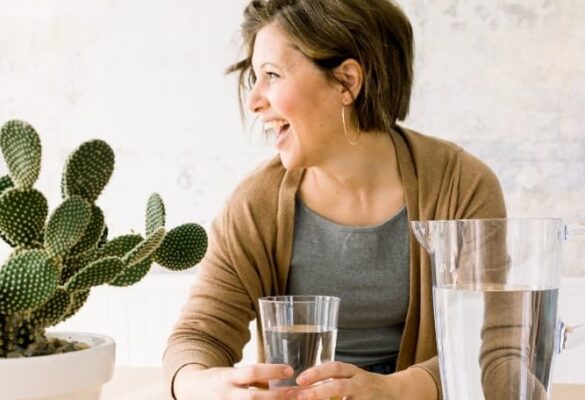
left=251, top=61, right=282, bottom=76
left=257, top=61, right=281, bottom=70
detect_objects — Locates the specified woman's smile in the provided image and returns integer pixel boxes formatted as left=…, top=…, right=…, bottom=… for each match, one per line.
left=264, top=119, right=291, bottom=148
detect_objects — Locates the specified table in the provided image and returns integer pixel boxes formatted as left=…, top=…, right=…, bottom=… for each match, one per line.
left=102, top=367, right=585, bottom=400
left=102, top=367, right=172, bottom=400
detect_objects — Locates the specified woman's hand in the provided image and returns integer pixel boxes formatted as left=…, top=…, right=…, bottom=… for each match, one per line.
left=294, top=362, right=438, bottom=400
left=174, top=363, right=295, bottom=400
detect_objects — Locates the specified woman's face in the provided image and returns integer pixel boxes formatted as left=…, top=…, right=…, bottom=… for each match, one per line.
left=247, top=22, right=345, bottom=170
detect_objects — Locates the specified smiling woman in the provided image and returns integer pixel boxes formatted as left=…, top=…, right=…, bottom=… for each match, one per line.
left=245, top=22, right=355, bottom=171
left=163, top=1, right=506, bottom=399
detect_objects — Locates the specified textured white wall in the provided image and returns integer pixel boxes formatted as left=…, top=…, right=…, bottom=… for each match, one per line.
left=0, top=0, right=269, bottom=241
left=1, top=0, right=584, bottom=380
left=2, top=1, right=583, bottom=259
left=1, top=1, right=583, bottom=264
left=399, top=0, right=585, bottom=273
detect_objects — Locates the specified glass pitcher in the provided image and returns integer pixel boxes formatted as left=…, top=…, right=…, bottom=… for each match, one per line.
left=411, top=218, right=584, bottom=400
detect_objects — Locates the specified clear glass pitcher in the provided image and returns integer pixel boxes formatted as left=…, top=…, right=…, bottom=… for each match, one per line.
left=411, top=218, right=585, bottom=400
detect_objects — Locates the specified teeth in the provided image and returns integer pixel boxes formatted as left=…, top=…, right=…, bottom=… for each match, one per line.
left=264, top=120, right=288, bottom=135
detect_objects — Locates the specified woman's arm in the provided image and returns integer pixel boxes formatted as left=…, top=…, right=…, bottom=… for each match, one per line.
left=174, top=363, right=295, bottom=400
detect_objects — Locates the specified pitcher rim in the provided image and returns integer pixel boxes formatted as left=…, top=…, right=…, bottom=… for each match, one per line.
left=411, top=217, right=564, bottom=224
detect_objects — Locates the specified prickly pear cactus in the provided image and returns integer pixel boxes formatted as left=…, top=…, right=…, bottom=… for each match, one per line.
left=0, top=120, right=208, bottom=357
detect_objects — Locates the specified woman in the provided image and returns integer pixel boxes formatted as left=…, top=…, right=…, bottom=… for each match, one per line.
left=164, top=0, right=505, bottom=399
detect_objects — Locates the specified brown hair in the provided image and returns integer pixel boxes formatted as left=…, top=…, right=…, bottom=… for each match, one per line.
left=226, top=0, right=414, bottom=133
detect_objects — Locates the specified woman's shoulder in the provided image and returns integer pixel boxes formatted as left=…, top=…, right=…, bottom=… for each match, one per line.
left=225, top=155, right=299, bottom=215
left=232, top=155, right=286, bottom=198
left=396, top=126, right=505, bottom=218
left=396, top=126, right=462, bottom=156
left=396, top=126, right=494, bottom=175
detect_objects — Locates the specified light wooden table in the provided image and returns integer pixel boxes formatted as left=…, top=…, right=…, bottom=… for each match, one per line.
left=102, top=367, right=585, bottom=400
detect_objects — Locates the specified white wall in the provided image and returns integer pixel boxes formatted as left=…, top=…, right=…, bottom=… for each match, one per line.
left=0, top=0, right=269, bottom=237
left=1, top=1, right=583, bottom=270
left=1, top=0, right=584, bottom=383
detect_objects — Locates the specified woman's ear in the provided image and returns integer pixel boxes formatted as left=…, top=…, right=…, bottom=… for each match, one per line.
left=333, top=59, right=363, bottom=105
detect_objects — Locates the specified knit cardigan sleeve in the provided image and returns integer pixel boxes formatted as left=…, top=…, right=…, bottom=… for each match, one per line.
left=162, top=158, right=287, bottom=396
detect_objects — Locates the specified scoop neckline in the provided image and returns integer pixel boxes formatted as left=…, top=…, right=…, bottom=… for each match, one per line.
left=296, top=196, right=407, bottom=232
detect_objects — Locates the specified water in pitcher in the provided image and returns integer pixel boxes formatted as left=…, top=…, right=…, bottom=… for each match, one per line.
left=434, top=285, right=558, bottom=400
left=264, top=324, right=337, bottom=388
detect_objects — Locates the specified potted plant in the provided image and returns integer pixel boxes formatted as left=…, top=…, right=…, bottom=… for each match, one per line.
left=0, top=120, right=208, bottom=400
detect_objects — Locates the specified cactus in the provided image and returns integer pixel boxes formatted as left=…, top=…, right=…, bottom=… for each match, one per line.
left=0, top=120, right=208, bottom=357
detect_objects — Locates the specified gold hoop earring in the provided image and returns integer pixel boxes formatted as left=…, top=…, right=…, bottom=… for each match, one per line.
left=341, top=105, right=360, bottom=146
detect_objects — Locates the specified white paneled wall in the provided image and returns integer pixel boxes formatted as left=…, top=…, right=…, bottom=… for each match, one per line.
left=54, top=271, right=259, bottom=368
left=56, top=273, right=193, bottom=367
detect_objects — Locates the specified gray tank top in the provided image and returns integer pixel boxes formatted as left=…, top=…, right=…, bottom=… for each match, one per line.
left=286, top=197, right=410, bottom=366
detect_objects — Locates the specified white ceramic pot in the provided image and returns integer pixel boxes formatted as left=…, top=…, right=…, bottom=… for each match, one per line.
left=0, top=332, right=115, bottom=400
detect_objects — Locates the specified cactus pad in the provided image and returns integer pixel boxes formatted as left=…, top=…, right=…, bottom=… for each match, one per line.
left=0, top=176, right=16, bottom=246
left=29, top=288, right=71, bottom=329
left=44, top=196, right=92, bottom=258
left=69, top=205, right=105, bottom=256
left=60, top=250, right=96, bottom=284
left=123, top=226, right=165, bottom=267
left=100, top=234, right=142, bottom=257
left=61, top=289, right=90, bottom=322
left=62, top=139, right=114, bottom=202
left=0, top=175, right=14, bottom=194
left=0, top=250, right=58, bottom=314
left=154, top=223, right=207, bottom=271
left=100, top=232, right=160, bottom=286
left=0, top=120, right=42, bottom=188
left=109, top=259, right=152, bottom=287
left=0, top=188, right=48, bottom=247
left=146, top=193, right=165, bottom=235
left=65, top=256, right=124, bottom=291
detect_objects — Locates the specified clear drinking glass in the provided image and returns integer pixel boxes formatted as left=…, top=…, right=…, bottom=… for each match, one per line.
left=258, top=295, right=340, bottom=389
left=411, top=218, right=585, bottom=400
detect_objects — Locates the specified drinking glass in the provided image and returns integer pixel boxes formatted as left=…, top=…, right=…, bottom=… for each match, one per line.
left=258, top=295, right=340, bottom=389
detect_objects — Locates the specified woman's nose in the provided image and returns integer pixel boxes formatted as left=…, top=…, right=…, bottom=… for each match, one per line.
left=247, top=82, right=268, bottom=114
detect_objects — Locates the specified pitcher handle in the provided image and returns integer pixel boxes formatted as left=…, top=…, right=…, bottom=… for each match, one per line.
left=559, top=224, right=585, bottom=352
left=567, top=223, right=585, bottom=237
left=559, top=322, right=585, bottom=351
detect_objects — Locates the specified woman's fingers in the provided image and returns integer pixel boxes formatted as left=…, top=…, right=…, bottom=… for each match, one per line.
left=297, top=362, right=357, bottom=386
left=230, top=363, right=294, bottom=386
left=296, top=378, right=352, bottom=400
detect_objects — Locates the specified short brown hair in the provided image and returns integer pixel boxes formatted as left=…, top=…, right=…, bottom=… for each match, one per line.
left=227, top=0, right=415, bottom=133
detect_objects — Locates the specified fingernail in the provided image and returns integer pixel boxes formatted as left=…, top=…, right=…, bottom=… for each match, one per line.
left=297, top=374, right=306, bottom=385
left=283, top=365, right=294, bottom=375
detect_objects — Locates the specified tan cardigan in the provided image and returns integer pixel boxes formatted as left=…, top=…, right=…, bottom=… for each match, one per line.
left=163, top=126, right=506, bottom=398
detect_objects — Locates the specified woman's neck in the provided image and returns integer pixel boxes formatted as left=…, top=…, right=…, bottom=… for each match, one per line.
left=309, top=131, right=401, bottom=194
left=298, top=130, right=404, bottom=226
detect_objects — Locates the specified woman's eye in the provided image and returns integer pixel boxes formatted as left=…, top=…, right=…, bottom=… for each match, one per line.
left=247, top=71, right=257, bottom=88
left=266, top=72, right=280, bottom=80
